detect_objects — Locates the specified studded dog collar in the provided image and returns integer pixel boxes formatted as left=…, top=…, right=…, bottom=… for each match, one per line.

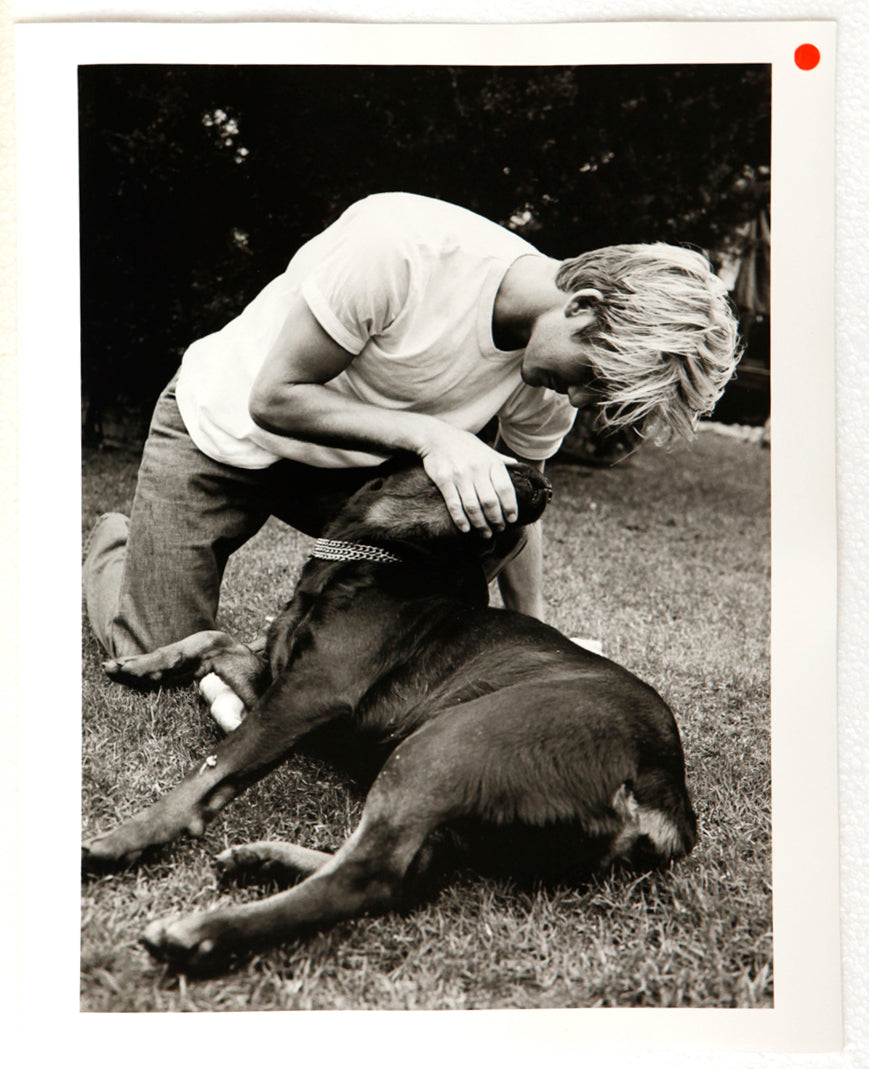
left=312, top=538, right=404, bottom=565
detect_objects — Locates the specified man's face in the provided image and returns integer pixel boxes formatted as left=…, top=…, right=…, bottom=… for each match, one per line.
left=520, top=302, right=601, bottom=409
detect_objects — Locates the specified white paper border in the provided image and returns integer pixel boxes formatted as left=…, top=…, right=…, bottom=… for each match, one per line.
left=13, top=16, right=842, bottom=1062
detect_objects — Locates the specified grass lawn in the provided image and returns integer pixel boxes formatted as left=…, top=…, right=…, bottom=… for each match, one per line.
left=81, top=428, right=771, bottom=1011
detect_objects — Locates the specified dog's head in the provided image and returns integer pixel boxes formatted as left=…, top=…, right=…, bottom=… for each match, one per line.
left=330, top=458, right=552, bottom=546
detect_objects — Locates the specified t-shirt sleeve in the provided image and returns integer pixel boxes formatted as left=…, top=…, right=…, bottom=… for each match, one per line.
left=496, top=383, right=577, bottom=461
left=300, top=217, right=414, bottom=355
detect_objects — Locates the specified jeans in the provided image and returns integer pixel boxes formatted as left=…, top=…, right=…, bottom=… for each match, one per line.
left=83, top=376, right=385, bottom=657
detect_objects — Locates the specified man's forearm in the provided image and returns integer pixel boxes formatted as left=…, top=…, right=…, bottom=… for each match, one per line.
left=248, top=298, right=446, bottom=457
left=250, top=379, right=440, bottom=456
left=497, top=520, right=545, bottom=620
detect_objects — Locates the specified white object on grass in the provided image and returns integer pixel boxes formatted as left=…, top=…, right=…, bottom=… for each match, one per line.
left=198, top=672, right=245, bottom=733
left=569, top=636, right=603, bottom=656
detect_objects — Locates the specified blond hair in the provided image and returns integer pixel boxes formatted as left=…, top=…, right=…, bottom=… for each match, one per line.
left=556, top=244, right=742, bottom=443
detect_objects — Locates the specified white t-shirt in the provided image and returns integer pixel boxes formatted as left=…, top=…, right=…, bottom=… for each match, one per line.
left=175, top=193, right=576, bottom=469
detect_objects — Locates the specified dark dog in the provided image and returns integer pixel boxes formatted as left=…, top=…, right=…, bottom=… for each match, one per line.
left=83, top=461, right=697, bottom=971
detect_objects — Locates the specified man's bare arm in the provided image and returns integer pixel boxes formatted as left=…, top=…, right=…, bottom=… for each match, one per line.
left=248, top=297, right=520, bottom=537
left=492, top=439, right=547, bottom=619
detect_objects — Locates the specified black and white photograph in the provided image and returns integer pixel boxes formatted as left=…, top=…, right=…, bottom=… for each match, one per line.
left=76, top=58, right=772, bottom=1011
left=13, top=16, right=841, bottom=1056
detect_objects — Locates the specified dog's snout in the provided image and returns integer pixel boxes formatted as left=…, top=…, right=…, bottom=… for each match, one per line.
left=544, top=484, right=553, bottom=503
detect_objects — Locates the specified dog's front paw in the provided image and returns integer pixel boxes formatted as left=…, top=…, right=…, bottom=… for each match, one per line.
left=82, top=835, right=143, bottom=873
left=103, top=648, right=186, bottom=685
left=103, top=658, right=164, bottom=686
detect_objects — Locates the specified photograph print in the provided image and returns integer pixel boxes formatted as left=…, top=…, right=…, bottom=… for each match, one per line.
left=78, top=57, right=772, bottom=1012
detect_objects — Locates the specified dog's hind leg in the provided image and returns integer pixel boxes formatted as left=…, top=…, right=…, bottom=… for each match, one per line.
left=138, top=724, right=471, bottom=969
left=140, top=811, right=437, bottom=969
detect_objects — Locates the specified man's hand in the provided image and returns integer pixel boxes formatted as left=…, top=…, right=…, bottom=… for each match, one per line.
left=417, top=425, right=519, bottom=539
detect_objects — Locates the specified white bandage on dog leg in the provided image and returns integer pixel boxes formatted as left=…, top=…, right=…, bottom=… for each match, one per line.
left=198, top=672, right=245, bottom=733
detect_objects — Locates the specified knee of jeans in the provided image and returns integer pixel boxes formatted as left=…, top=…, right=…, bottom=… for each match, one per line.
left=84, top=512, right=130, bottom=562
left=83, top=514, right=132, bottom=658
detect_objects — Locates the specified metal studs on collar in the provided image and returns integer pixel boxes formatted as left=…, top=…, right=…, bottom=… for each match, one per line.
left=312, top=538, right=404, bottom=565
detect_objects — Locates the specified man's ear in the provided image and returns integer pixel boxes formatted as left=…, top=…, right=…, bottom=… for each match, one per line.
left=564, top=288, right=602, bottom=324
left=565, top=288, right=604, bottom=319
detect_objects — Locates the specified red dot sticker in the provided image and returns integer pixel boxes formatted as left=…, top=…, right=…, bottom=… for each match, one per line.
left=795, top=43, right=821, bottom=70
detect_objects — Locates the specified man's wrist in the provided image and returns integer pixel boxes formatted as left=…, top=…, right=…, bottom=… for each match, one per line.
left=402, top=412, right=453, bottom=458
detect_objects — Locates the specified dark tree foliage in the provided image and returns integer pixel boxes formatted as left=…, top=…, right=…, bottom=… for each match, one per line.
left=78, top=63, right=770, bottom=434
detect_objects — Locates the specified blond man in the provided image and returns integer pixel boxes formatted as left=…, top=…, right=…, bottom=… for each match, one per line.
left=85, top=193, right=741, bottom=676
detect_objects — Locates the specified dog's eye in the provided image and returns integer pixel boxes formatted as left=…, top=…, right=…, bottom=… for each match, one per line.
left=367, top=478, right=385, bottom=493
